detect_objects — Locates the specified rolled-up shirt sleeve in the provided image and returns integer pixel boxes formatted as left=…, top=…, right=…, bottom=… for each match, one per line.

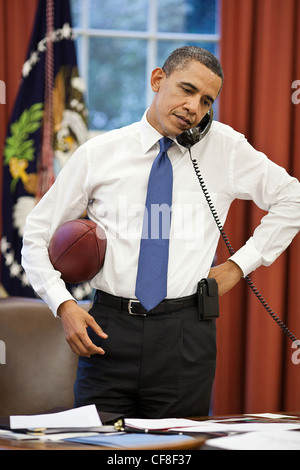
left=228, top=139, right=300, bottom=276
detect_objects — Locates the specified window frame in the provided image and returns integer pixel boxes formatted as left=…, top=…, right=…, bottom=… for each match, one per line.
left=71, top=0, right=221, bottom=126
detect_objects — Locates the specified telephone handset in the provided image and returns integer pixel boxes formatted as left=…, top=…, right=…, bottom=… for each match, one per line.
left=176, top=108, right=214, bottom=148
left=177, top=109, right=299, bottom=347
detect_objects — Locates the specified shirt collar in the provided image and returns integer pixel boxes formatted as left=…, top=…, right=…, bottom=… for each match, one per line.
left=139, top=110, right=186, bottom=155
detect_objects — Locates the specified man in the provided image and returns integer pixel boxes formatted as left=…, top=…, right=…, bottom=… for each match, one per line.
left=22, top=46, right=300, bottom=418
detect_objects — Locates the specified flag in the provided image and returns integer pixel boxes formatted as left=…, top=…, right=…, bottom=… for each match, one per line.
left=1, top=0, right=90, bottom=299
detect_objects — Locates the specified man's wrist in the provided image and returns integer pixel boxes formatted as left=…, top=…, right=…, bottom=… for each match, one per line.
left=57, top=299, right=76, bottom=318
left=227, top=259, right=243, bottom=279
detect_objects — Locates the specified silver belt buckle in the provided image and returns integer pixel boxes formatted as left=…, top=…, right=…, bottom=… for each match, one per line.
left=128, top=299, right=146, bottom=316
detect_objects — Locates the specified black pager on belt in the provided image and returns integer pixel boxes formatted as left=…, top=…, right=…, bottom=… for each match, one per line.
left=197, top=278, right=219, bottom=320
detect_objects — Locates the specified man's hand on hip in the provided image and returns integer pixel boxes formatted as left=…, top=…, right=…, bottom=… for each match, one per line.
left=208, top=259, right=243, bottom=296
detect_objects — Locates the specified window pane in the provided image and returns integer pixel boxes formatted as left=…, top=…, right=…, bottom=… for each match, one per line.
left=158, top=0, right=218, bottom=34
left=89, top=0, right=148, bottom=31
left=88, top=38, right=147, bottom=130
left=70, top=0, right=83, bottom=28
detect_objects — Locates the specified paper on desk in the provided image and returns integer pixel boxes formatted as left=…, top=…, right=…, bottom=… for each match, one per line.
left=125, top=418, right=300, bottom=434
left=64, top=432, right=195, bottom=448
left=170, top=422, right=300, bottom=434
left=246, top=413, right=297, bottom=419
left=10, top=404, right=102, bottom=430
left=125, top=417, right=200, bottom=431
left=207, top=430, right=300, bottom=450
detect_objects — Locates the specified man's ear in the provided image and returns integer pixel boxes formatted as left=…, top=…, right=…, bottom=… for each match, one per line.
left=150, top=67, right=165, bottom=92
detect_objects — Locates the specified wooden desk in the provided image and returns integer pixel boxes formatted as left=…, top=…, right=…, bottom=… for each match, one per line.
left=2, top=412, right=299, bottom=451
left=0, top=434, right=205, bottom=451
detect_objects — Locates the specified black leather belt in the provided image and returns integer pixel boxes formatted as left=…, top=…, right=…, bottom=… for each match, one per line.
left=94, top=290, right=198, bottom=316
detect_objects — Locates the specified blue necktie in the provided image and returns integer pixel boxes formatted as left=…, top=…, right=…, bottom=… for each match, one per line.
left=135, top=137, right=173, bottom=311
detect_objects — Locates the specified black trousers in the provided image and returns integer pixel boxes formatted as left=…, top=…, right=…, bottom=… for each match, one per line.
left=74, top=299, right=217, bottom=418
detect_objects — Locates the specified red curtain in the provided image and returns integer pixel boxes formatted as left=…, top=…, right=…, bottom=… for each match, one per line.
left=214, top=0, right=300, bottom=414
left=0, top=0, right=38, bottom=249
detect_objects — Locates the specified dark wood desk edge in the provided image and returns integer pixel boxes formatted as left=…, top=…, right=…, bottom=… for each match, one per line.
left=0, top=435, right=205, bottom=451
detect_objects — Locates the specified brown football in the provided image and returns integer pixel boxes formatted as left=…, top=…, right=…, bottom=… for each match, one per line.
left=48, top=219, right=106, bottom=284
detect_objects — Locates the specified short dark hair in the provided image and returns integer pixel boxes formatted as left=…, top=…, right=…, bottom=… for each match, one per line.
left=162, top=46, right=224, bottom=85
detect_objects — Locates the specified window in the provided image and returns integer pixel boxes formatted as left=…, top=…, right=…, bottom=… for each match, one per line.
left=70, top=0, right=220, bottom=131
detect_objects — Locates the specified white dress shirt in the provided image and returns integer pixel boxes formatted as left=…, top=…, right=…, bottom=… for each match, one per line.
left=21, top=112, right=300, bottom=315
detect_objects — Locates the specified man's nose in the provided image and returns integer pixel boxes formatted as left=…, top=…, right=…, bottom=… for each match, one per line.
left=184, top=97, right=201, bottom=121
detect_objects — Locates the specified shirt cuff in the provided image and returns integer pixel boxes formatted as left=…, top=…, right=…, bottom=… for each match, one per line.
left=229, top=238, right=263, bottom=277
left=42, top=283, right=76, bottom=317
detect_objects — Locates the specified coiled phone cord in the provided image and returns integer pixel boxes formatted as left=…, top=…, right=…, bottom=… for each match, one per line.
left=189, top=151, right=299, bottom=347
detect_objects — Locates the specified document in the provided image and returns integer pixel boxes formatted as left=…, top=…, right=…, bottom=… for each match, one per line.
left=64, top=433, right=195, bottom=448
left=245, top=413, right=297, bottom=419
left=125, top=417, right=300, bottom=434
left=125, top=417, right=201, bottom=431
left=170, top=422, right=300, bottom=434
left=207, top=430, right=300, bottom=450
left=10, top=404, right=102, bottom=430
